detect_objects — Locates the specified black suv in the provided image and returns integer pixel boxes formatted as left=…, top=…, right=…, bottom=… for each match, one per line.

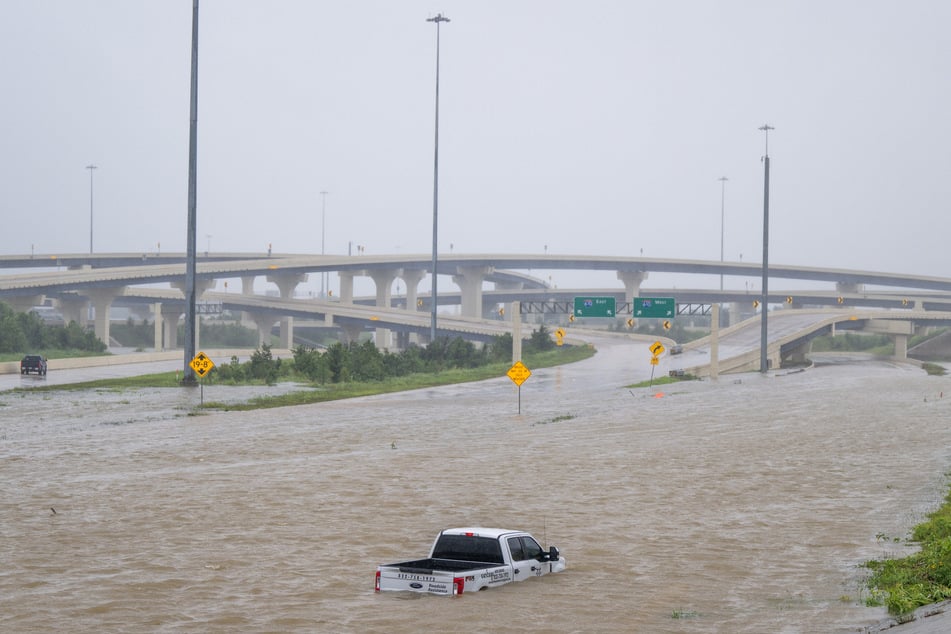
left=20, top=355, right=48, bottom=375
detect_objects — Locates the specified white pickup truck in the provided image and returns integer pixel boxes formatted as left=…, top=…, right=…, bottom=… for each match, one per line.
left=375, top=527, right=566, bottom=596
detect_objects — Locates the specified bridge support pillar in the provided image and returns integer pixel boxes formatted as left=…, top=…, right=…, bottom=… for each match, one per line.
left=617, top=271, right=649, bottom=324
left=171, top=279, right=215, bottom=350
left=251, top=313, right=278, bottom=347
left=160, top=305, right=184, bottom=350
left=338, top=271, right=357, bottom=304
left=152, top=303, right=162, bottom=351
left=339, top=322, right=363, bottom=345
left=400, top=268, right=427, bottom=346
left=453, top=265, right=494, bottom=318
left=893, top=334, right=908, bottom=360
left=56, top=295, right=88, bottom=327
left=369, top=268, right=398, bottom=350
left=86, top=287, right=124, bottom=347
left=836, top=281, right=864, bottom=295
left=267, top=273, right=308, bottom=349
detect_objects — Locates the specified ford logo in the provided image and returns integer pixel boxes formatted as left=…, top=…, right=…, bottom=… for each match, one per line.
left=409, top=583, right=424, bottom=589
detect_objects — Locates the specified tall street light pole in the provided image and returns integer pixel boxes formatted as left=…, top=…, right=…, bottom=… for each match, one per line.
left=86, top=164, right=97, bottom=254
left=320, top=190, right=328, bottom=297
left=427, top=13, right=449, bottom=344
left=718, top=176, right=728, bottom=292
left=182, top=0, right=200, bottom=385
left=759, top=124, right=774, bottom=374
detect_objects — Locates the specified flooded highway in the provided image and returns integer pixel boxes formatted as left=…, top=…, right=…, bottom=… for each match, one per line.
left=2, top=338, right=950, bottom=632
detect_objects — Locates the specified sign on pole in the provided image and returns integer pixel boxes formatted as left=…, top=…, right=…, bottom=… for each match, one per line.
left=189, top=351, right=215, bottom=406
left=573, top=296, right=616, bottom=318
left=189, top=351, right=216, bottom=377
left=507, top=361, right=531, bottom=386
left=634, top=297, right=677, bottom=319
left=507, top=361, right=532, bottom=414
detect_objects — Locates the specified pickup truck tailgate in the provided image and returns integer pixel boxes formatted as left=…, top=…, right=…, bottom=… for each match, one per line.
left=376, top=565, right=460, bottom=595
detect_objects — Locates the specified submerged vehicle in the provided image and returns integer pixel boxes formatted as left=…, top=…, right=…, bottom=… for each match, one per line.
left=375, top=527, right=566, bottom=595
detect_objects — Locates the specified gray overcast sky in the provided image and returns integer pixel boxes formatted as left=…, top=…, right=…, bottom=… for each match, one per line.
left=2, top=1, right=949, bottom=294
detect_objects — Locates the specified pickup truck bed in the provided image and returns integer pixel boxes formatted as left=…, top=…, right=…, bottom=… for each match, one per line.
left=391, top=558, right=497, bottom=574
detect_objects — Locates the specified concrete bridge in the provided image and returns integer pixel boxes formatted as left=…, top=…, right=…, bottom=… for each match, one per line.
left=3, top=252, right=951, bottom=364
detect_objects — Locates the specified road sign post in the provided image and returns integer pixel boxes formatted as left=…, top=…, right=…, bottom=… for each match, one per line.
left=189, top=351, right=216, bottom=405
left=507, top=361, right=532, bottom=414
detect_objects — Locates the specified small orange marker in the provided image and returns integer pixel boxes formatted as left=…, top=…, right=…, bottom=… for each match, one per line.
left=653, top=392, right=665, bottom=399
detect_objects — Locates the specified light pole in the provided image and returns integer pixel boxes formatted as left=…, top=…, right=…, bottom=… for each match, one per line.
left=759, top=124, right=774, bottom=374
left=718, top=176, right=728, bottom=292
left=427, top=12, right=449, bottom=344
left=320, top=190, right=328, bottom=297
left=182, top=0, right=200, bottom=385
left=86, top=164, right=97, bottom=253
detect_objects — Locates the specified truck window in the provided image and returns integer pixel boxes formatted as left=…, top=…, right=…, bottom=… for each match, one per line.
left=507, top=537, right=524, bottom=561
left=520, top=536, right=543, bottom=560
left=432, top=535, right=504, bottom=564
left=508, top=536, right=543, bottom=561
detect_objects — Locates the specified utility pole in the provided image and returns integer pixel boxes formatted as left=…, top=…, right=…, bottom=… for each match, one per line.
left=759, top=124, right=774, bottom=374
left=427, top=13, right=450, bottom=344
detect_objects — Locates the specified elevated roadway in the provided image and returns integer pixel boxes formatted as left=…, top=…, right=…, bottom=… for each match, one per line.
left=4, top=252, right=951, bottom=368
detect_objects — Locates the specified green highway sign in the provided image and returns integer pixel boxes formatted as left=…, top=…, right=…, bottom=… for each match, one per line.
left=574, top=296, right=616, bottom=318
left=633, top=297, right=676, bottom=319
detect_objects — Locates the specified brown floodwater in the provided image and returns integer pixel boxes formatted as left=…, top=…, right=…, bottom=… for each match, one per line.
left=2, top=340, right=950, bottom=633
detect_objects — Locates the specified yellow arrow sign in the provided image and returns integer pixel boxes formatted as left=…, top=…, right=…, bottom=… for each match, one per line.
left=650, top=341, right=665, bottom=356
left=189, top=351, right=216, bottom=377
left=507, top=361, right=532, bottom=386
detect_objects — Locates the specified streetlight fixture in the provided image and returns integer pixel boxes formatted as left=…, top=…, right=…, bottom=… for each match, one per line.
left=759, top=124, right=774, bottom=374
left=427, top=12, right=450, bottom=344
left=86, top=164, right=97, bottom=253
left=320, top=190, right=328, bottom=297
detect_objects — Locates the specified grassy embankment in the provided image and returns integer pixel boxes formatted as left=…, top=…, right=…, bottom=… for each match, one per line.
left=20, top=345, right=596, bottom=411
left=865, top=479, right=951, bottom=615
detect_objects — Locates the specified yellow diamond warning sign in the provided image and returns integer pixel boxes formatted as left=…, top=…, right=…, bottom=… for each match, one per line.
left=507, top=361, right=532, bottom=387
left=189, top=351, right=216, bottom=377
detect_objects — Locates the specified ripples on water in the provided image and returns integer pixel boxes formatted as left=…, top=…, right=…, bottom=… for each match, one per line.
left=2, top=344, right=950, bottom=633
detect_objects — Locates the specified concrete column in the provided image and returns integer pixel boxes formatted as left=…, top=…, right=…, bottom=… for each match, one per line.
left=56, top=295, right=88, bottom=326
left=399, top=268, right=427, bottom=346
left=153, top=303, right=162, bottom=351
left=400, top=268, right=427, bottom=312
left=338, top=271, right=357, bottom=304
left=161, top=305, right=184, bottom=350
left=617, top=271, right=648, bottom=326
left=241, top=275, right=256, bottom=296
left=836, top=281, right=864, bottom=295
left=369, top=268, right=398, bottom=350
left=452, top=265, right=494, bottom=318
left=249, top=313, right=277, bottom=347
left=338, top=322, right=363, bottom=345
left=893, top=334, right=908, bottom=360
left=170, top=279, right=214, bottom=350
left=85, top=287, right=124, bottom=347
left=267, top=272, right=308, bottom=349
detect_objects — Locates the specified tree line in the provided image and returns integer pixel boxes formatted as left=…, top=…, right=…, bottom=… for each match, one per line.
left=0, top=302, right=105, bottom=354
left=212, top=326, right=558, bottom=385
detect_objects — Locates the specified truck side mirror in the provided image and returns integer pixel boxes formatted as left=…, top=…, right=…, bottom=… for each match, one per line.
left=548, top=546, right=559, bottom=561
